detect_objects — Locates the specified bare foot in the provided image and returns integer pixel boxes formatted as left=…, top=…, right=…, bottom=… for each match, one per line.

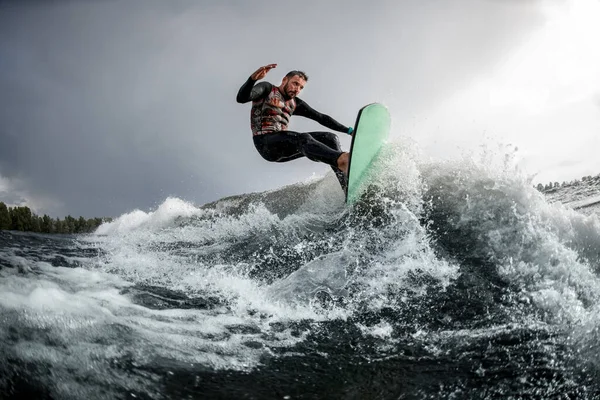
left=337, top=152, right=349, bottom=175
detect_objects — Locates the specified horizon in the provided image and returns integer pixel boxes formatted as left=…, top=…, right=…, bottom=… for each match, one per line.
left=2, top=171, right=598, bottom=221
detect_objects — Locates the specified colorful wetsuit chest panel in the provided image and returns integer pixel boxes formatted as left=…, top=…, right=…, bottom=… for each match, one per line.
left=251, top=87, right=296, bottom=135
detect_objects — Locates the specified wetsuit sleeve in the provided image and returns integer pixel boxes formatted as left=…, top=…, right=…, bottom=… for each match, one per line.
left=236, top=77, right=272, bottom=103
left=293, top=98, right=350, bottom=133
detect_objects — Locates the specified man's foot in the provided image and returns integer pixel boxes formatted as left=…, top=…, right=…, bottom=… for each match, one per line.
left=337, top=152, right=349, bottom=175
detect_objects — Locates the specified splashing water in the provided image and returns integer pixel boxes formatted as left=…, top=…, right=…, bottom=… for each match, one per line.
left=1, top=137, right=599, bottom=399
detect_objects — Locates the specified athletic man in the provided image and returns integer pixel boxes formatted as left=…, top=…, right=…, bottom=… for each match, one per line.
left=236, top=64, right=353, bottom=190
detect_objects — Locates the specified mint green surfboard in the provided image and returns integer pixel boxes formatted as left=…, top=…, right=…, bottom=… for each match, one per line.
left=345, top=103, right=391, bottom=204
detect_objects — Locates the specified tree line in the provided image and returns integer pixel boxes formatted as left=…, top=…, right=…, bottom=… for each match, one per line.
left=536, top=174, right=599, bottom=193
left=0, top=202, right=112, bottom=234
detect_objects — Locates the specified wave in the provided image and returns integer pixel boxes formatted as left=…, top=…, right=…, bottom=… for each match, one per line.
left=3, top=138, right=600, bottom=398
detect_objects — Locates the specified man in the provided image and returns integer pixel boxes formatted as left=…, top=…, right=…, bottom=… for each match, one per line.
left=236, top=63, right=353, bottom=190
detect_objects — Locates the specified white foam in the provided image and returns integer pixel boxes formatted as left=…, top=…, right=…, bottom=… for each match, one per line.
left=95, top=197, right=203, bottom=235
left=43, top=140, right=600, bottom=378
left=419, top=147, right=600, bottom=326
left=0, top=261, right=310, bottom=384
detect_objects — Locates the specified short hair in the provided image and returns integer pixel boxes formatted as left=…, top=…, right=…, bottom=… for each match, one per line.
left=285, top=70, right=309, bottom=81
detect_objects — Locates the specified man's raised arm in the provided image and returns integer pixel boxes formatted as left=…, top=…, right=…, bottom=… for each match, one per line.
left=236, top=64, right=277, bottom=103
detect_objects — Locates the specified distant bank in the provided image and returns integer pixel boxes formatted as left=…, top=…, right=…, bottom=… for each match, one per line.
left=0, top=202, right=111, bottom=234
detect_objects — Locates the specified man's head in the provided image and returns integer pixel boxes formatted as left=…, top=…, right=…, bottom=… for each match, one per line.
left=279, top=70, right=308, bottom=99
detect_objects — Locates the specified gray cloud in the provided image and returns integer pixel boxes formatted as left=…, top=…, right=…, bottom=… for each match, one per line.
left=0, top=0, right=546, bottom=217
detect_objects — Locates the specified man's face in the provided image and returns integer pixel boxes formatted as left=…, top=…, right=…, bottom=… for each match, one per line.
left=282, top=75, right=306, bottom=99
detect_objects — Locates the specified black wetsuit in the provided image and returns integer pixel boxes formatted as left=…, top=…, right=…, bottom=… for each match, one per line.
left=236, top=77, right=350, bottom=188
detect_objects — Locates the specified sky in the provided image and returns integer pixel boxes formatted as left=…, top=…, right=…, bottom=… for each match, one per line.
left=1, top=0, right=599, bottom=218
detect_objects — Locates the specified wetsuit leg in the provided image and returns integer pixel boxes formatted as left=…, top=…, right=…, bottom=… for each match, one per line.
left=253, top=131, right=342, bottom=165
left=302, top=131, right=347, bottom=192
left=253, top=131, right=347, bottom=191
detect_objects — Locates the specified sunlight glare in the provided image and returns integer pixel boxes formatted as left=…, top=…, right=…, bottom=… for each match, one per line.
left=489, top=0, right=600, bottom=113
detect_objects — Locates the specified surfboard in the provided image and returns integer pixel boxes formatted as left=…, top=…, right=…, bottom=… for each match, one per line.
left=345, top=103, right=391, bottom=204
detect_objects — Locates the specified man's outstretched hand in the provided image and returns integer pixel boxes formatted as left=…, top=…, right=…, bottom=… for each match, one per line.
left=251, top=64, right=277, bottom=81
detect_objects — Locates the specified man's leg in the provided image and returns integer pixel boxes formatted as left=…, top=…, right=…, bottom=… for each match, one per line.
left=303, top=131, right=349, bottom=173
left=255, top=131, right=344, bottom=166
left=253, top=132, right=305, bottom=163
left=253, top=131, right=349, bottom=191
left=295, top=132, right=346, bottom=167
left=298, top=131, right=349, bottom=191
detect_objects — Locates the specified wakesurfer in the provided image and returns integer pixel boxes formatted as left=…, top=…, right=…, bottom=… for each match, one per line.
left=236, top=64, right=353, bottom=189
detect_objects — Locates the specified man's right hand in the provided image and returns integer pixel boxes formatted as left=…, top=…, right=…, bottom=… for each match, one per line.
left=251, top=64, right=277, bottom=81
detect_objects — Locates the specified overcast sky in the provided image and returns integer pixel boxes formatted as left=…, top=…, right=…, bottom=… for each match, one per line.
left=1, top=0, right=599, bottom=218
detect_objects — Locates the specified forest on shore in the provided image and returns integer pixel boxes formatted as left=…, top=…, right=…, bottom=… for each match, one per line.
left=536, top=174, right=599, bottom=192
left=0, top=202, right=111, bottom=234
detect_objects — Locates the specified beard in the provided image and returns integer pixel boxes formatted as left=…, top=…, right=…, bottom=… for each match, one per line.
left=283, top=83, right=297, bottom=99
